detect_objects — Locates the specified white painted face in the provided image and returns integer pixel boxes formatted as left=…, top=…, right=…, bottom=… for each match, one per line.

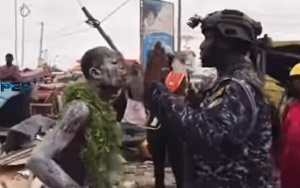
left=89, top=54, right=127, bottom=88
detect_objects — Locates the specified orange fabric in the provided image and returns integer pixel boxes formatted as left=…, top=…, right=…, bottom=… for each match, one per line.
left=165, top=72, right=186, bottom=92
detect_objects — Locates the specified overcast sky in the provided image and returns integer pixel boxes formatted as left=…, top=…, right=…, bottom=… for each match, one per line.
left=1, top=0, right=300, bottom=70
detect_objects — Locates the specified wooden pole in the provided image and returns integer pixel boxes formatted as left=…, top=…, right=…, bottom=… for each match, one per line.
left=20, top=3, right=30, bottom=69
left=14, top=0, right=18, bottom=65
left=140, top=0, right=144, bottom=66
left=21, top=15, right=25, bottom=69
left=38, top=22, right=44, bottom=67
left=177, top=0, right=182, bottom=52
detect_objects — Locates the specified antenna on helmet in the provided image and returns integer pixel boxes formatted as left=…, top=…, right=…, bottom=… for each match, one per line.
left=187, top=15, right=202, bottom=29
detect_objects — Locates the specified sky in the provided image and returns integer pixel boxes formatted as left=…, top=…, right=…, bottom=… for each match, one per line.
left=1, top=0, right=300, bottom=70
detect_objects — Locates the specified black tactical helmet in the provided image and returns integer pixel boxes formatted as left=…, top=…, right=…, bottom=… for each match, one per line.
left=188, top=9, right=262, bottom=44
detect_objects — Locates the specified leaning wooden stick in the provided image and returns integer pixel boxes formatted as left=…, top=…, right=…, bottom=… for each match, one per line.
left=80, top=6, right=124, bottom=60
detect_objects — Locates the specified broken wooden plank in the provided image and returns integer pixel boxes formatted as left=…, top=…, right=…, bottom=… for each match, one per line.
left=0, top=147, right=34, bottom=166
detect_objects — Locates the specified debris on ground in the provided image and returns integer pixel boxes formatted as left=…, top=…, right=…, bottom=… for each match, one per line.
left=0, top=151, right=175, bottom=188
left=122, top=161, right=176, bottom=188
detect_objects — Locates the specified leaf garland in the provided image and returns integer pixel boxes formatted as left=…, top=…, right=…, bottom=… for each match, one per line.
left=63, top=82, right=123, bottom=188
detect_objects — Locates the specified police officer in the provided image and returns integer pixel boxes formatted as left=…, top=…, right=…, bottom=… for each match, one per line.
left=149, top=9, right=277, bottom=188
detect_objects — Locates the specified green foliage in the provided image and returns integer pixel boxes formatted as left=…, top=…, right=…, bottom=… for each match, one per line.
left=63, top=82, right=123, bottom=188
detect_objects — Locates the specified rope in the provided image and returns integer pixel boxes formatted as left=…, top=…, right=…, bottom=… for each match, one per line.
left=100, top=0, right=133, bottom=23
left=76, top=0, right=83, bottom=7
left=54, top=0, right=134, bottom=37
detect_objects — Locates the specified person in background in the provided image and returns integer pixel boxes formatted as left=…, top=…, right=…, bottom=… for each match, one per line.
left=280, top=63, right=300, bottom=188
left=0, top=53, right=19, bottom=81
left=121, top=62, right=146, bottom=126
left=0, top=54, right=30, bottom=128
left=119, top=62, right=149, bottom=161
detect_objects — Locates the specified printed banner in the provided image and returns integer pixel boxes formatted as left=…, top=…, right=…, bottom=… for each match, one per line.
left=141, top=0, right=174, bottom=70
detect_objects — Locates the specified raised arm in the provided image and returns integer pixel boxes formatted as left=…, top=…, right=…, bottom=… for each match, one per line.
left=150, top=81, right=256, bottom=147
left=26, top=100, right=90, bottom=188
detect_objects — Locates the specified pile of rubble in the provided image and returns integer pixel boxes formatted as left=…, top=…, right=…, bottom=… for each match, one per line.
left=0, top=115, right=54, bottom=188
left=0, top=115, right=175, bottom=188
left=0, top=157, right=175, bottom=188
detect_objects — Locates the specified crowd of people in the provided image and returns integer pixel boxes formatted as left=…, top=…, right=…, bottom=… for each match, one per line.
left=1, top=8, right=300, bottom=188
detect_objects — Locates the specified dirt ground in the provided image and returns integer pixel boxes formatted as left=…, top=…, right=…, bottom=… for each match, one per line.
left=0, top=161, right=176, bottom=188
left=122, top=161, right=176, bottom=188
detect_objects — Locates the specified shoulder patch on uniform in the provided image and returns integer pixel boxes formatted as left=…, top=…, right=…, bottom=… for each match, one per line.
left=206, top=86, right=225, bottom=109
left=207, top=97, right=223, bottom=108
left=210, top=87, right=225, bottom=102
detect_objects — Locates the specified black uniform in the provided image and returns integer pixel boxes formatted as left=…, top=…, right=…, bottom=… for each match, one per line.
left=149, top=61, right=277, bottom=187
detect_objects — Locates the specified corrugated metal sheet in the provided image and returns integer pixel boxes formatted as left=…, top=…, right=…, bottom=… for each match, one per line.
left=272, top=41, right=300, bottom=47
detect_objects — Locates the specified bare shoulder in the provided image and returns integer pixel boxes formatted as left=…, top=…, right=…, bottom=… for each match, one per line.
left=59, top=100, right=90, bottom=131
left=32, top=100, right=90, bottom=157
